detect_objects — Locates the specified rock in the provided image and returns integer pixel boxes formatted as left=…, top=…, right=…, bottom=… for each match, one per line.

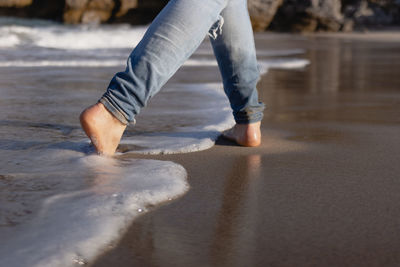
left=81, top=9, right=111, bottom=24
left=343, top=0, right=399, bottom=28
left=63, top=0, right=167, bottom=24
left=87, top=0, right=114, bottom=10
left=64, top=0, right=87, bottom=23
left=111, top=0, right=168, bottom=24
left=115, top=0, right=139, bottom=17
left=0, top=0, right=64, bottom=20
left=247, top=0, right=284, bottom=31
left=63, top=9, right=83, bottom=24
left=309, top=0, right=344, bottom=31
left=65, top=0, right=88, bottom=9
left=270, top=0, right=344, bottom=32
left=64, top=0, right=115, bottom=24
left=0, top=0, right=32, bottom=7
left=0, top=0, right=399, bottom=31
left=342, top=18, right=355, bottom=32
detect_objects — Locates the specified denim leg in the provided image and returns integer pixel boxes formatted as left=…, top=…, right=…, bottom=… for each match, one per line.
left=210, top=0, right=265, bottom=124
left=100, top=0, right=228, bottom=124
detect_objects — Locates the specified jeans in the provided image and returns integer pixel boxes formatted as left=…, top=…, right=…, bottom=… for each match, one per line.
left=100, top=0, right=265, bottom=125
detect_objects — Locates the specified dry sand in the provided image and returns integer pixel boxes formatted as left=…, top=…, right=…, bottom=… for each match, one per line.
left=91, top=32, right=400, bottom=267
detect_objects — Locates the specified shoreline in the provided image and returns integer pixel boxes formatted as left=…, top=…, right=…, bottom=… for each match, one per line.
left=2, top=24, right=400, bottom=266
left=90, top=33, right=400, bottom=266
left=302, top=30, right=400, bottom=42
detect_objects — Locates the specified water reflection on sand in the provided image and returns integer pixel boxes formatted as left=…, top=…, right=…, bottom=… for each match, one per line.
left=92, top=34, right=400, bottom=267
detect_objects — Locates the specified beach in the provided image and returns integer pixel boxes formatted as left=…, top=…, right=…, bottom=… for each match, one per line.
left=1, top=19, right=400, bottom=266
left=95, top=33, right=400, bottom=266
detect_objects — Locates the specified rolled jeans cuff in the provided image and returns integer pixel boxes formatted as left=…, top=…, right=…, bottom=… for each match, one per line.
left=99, top=96, right=130, bottom=125
left=233, top=103, right=265, bottom=124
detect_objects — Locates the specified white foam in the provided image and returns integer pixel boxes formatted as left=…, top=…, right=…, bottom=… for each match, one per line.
left=0, top=149, right=188, bottom=267
left=118, top=82, right=234, bottom=154
left=258, top=58, right=310, bottom=73
left=0, top=58, right=309, bottom=70
left=0, top=60, right=124, bottom=67
left=0, top=23, right=147, bottom=49
left=0, top=35, right=20, bottom=48
left=0, top=19, right=312, bottom=267
left=0, top=59, right=217, bottom=67
left=35, top=25, right=147, bottom=50
left=0, top=59, right=218, bottom=68
left=187, top=58, right=310, bottom=73
left=0, top=25, right=33, bottom=48
left=195, top=48, right=306, bottom=57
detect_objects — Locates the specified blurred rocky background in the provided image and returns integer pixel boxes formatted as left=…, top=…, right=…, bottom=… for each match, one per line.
left=0, top=0, right=399, bottom=31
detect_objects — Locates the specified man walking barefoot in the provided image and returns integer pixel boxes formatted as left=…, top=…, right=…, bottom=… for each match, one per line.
left=80, top=0, right=264, bottom=156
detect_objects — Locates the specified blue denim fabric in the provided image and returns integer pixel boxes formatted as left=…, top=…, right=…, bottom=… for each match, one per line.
left=100, top=0, right=264, bottom=125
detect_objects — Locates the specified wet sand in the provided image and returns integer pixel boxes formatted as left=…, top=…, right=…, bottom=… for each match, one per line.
left=91, top=33, right=400, bottom=267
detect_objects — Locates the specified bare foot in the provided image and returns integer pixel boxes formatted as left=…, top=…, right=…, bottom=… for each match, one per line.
left=222, top=122, right=261, bottom=147
left=80, top=103, right=127, bottom=156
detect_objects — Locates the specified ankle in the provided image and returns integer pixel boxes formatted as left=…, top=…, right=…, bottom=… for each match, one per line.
left=79, top=103, right=127, bottom=156
left=236, top=122, right=261, bottom=147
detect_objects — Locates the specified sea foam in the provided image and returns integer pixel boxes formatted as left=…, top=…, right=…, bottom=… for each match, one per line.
left=0, top=58, right=309, bottom=68
left=0, top=149, right=188, bottom=267
left=0, top=35, right=20, bottom=48
left=118, top=83, right=235, bottom=154
left=0, top=18, right=310, bottom=266
left=0, top=21, right=147, bottom=50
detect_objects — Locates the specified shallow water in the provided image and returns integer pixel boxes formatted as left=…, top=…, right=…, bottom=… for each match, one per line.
left=91, top=33, right=400, bottom=267
left=0, top=18, right=309, bottom=266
